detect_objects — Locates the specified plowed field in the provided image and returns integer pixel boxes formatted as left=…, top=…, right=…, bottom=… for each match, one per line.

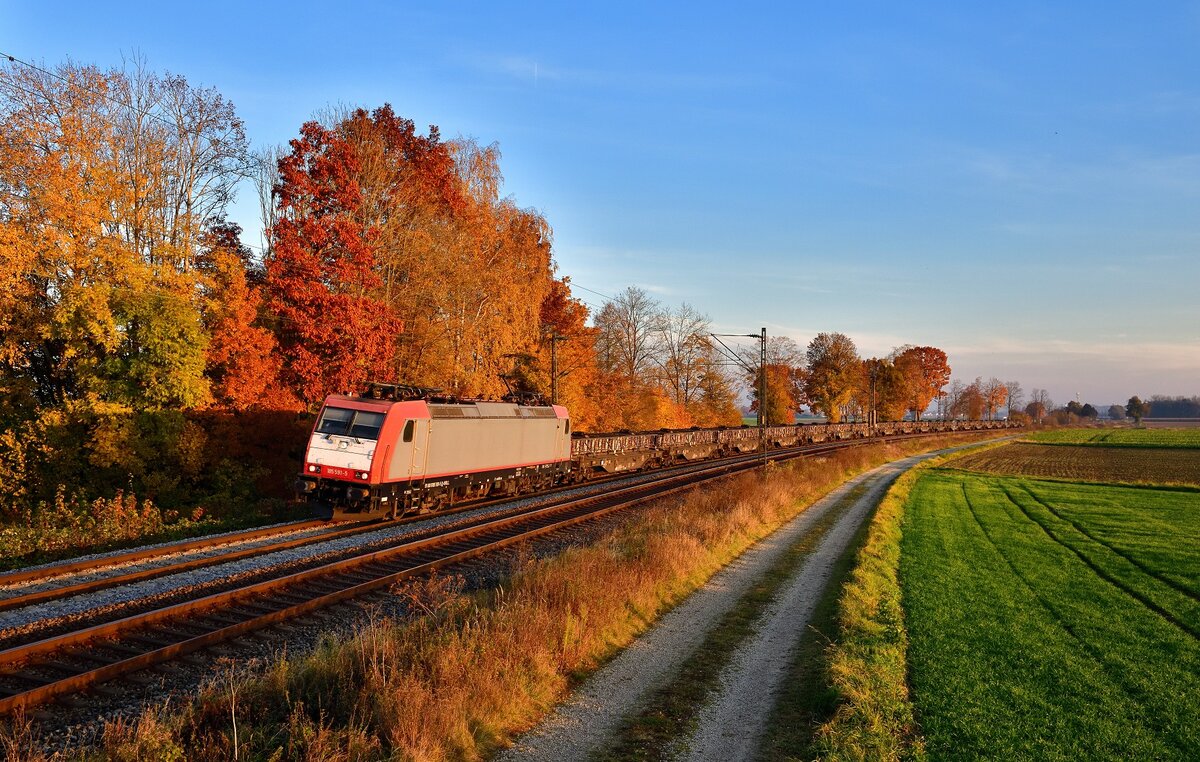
left=1028, top=429, right=1200, bottom=448
left=950, top=443, right=1200, bottom=486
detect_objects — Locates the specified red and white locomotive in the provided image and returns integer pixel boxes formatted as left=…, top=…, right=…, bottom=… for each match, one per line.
left=297, top=384, right=572, bottom=519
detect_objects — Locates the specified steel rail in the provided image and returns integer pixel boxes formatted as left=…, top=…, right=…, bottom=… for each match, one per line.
left=0, top=434, right=892, bottom=614
left=0, top=462, right=678, bottom=614
left=0, top=521, right=332, bottom=588
left=0, top=448, right=778, bottom=614
left=0, top=440, right=853, bottom=715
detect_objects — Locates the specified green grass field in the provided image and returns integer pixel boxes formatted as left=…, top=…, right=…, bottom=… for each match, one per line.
left=900, top=470, right=1200, bottom=760
left=1027, top=428, right=1200, bottom=448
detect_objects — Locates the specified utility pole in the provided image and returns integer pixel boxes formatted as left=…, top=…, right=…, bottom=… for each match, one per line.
left=759, top=327, right=767, bottom=468
left=711, top=328, right=768, bottom=471
left=869, top=359, right=878, bottom=430
left=547, top=333, right=566, bottom=404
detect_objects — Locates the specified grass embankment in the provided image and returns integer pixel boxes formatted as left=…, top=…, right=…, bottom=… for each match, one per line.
left=0, top=432, right=1001, bottom=761
left=1027, top=428, right=1200, bottom=448
left=818, top=431, right=1200, bottom=760
left=0, top=494, right=294, bottom=573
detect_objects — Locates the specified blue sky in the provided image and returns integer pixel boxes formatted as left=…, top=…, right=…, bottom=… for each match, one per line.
left=4, top=1, right=1198, bottom=407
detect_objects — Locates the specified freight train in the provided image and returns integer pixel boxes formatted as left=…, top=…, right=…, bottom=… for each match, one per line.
left=296, top=382, right=1016, bottom=520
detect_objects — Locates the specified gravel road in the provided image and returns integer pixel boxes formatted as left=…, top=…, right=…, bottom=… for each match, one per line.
left=496, top=449, right=947, bottom=761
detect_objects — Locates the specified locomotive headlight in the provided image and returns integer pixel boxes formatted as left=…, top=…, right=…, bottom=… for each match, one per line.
left=307, top=464, right=321, bottom=474
left=357, top=471, right=369, bottom=480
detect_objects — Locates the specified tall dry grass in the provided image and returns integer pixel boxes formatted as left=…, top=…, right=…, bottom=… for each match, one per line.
left=0, top=433, right=997, bottom=761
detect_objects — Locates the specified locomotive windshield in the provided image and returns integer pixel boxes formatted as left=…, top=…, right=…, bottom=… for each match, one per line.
left=316, top=407, right=385, bottom=440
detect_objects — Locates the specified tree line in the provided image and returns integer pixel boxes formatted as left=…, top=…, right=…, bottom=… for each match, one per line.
left=0, top=57, right=1026, bottom=520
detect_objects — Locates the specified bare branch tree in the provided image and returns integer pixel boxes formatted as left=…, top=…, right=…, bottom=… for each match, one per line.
left=652, top=302, right=712, bottom=407
left=594, top=286, right=660, bottom=382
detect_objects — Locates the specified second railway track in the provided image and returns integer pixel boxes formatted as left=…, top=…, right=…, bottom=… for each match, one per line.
left=0, top=433, right=959, bottom=716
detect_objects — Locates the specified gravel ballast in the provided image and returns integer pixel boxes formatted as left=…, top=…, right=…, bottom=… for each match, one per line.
left=498, top=448, right=955, bottom=761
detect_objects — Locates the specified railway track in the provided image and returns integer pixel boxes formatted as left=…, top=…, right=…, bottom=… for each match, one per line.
left=0, top=520, right=332, bottom=589
left=0, top=431, right=980, bottom=716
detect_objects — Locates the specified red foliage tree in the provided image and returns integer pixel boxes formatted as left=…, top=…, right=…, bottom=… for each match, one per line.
left=265, top=122, right=403, bottom=406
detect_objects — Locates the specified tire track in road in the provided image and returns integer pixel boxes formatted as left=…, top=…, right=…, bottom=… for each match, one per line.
left=672, top=457, right=918, bottom=762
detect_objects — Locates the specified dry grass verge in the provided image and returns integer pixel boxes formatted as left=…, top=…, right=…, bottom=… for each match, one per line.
left=813, top=439, right=1010, bottom=761
left=2, top=433, right=999, bottom=761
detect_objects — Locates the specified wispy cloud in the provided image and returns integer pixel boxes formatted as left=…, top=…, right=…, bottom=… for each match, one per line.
left=944, top=337, right=1200, bottom=372
left=456, top=51, right=767, bottom=93
left=952, top=146, right=1200, bottom=196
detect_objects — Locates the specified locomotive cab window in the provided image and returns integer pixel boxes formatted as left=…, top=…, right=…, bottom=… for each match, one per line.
left=349, top=411, right=385, bottom=439
left=316, top=407, right=354, bottom=436
left=316, top=407, right=385, bottom=440
left=402, top=420, right=415, bottom=442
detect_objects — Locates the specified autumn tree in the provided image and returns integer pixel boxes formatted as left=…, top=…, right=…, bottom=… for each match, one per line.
left=300, top=110, right=558, bottom=399
left=652, top=303, right=711, bottom=410
left=0, top=59, right=237, bottom=412
left=804, top=332, right=859, bottom=422
left=854, top=358, right=907, bottom=422
left=1026, top=388, right=1052, bottom=423
left=429, top=142, right=553, bottom=396
left=891, top=346, right=951, bottom=420
left=735, top=336, right=805, bottom=426
left=109, top=58, right=249, bottom=272
left=949, top=379, right=986, bottom=420
left=197, top=222, right=294, bottom=411
left=981, top=377, right=1008, bottom=420
left=648, top=303, right=741, bottom=426
left=1004, top=380, right=1024, bottom=417
left=595, top=287, right=661, bottom=382
left=265, top=120, right=404, bottom=405
left=589, top=287, right=671, bottom=430
left=251, top=143, right=286, bottom=257
left=690, top=357, right=742, bottom=427
left=536, top=278, right=600, bottom=429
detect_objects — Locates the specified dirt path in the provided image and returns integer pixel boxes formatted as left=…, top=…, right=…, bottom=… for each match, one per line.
left=496, top=450, right=939, bottom=761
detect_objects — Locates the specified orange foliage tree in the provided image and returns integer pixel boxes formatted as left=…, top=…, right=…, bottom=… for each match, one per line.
left=804, top=332, right=860, bottom=422
left=892, top=345, right=951, bottom=420
left=198, top=223, right=295, bottom=411
left=538, top=279, right=601, bottom=429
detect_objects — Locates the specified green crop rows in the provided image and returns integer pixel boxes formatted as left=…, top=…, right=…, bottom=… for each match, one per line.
left=900, top=471, right=1200, bottom=760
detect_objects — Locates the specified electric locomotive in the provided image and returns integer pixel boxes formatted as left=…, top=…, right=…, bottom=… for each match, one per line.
left=296, top=383, right=571, bottom=519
